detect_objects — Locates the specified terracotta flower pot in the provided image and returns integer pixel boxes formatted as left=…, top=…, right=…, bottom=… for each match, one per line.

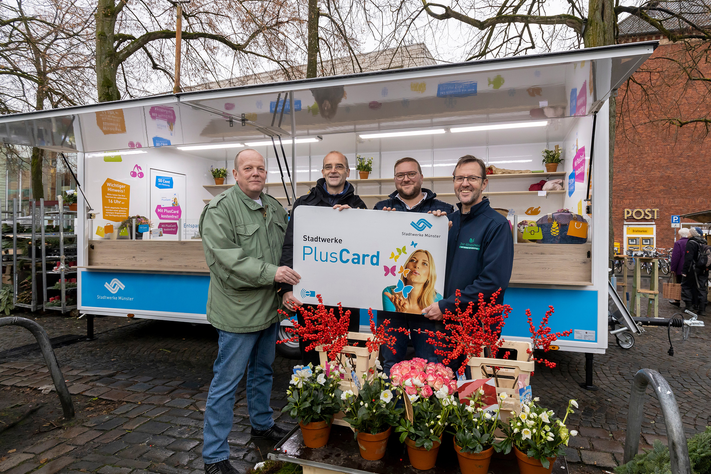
left=514, top=446, right=556, bottom=474
left=405, top=437, right=441, bottom=470
left=359, top=171, right=370, bottom=179
left=299, top=419, right=332, bottom=448
left=544, top=163, right=559, bottom=172
left=68, top=203, right=77, bottom=211
left=214, top=178, right=225, bottom=185
left=454, top=442, right=494, bottom=474
left=356, top=427, right=392, bottom=461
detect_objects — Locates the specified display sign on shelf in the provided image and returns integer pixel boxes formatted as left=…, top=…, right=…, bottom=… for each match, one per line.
left=293, top=207, right=448, bottom=312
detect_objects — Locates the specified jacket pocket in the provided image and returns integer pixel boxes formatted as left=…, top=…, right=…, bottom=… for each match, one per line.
left=235, top=223, right=262, bottom=258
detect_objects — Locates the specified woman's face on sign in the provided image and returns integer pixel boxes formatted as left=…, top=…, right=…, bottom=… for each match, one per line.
left=406, top=252, right=430, bottom=285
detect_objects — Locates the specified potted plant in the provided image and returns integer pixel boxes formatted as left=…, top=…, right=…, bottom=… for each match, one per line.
left=284, top=363, right=344, bottom=448
left=448, top=391, right=504, bottom=474
left=499, top=398, right=579, bottom=474
left=392, top=359, right=458, bottom=470
left=211, top=166, right=227, bottom=185
left=118, top=215, right=152, bottom=240
left=356, top=155, right=373, bottom=179
left=342, top=364, right=403, bottom=460
left=63, top=190, right=78, bottom=211
left=541, top=145, right=562, bottom=172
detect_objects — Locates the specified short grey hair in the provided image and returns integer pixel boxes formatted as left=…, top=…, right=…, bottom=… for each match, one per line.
left=234, top=148, right=263, bottom=169
left=323, top=151, right=349, bottom=169
left=678, top=228, right=690, bottom=238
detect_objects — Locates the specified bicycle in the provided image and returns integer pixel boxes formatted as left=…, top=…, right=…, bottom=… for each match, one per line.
left=657, top=248, right=672, bottom=275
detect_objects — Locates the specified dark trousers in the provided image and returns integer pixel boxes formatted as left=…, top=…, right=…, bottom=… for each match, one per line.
left=299, top=305, right=360, bottom=367
left=377, top=311, right=442, bottom=376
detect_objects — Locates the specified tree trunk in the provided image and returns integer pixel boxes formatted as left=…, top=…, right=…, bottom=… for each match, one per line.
left=584, top=0, right=617, bottom=263
left=31, top=147, right=44, bottom=200
left=305, top=0, right=319, bottom=78
left=96, top=0, right=120, bottom=102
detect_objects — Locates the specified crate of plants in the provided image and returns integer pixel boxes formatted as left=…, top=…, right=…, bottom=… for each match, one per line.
left=51, top=278, right=77, bottom=290
left=46, top=296, right=75, bottom=307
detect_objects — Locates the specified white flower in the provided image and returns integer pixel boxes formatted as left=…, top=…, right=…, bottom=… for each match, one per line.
left=540, top=412, right=550, bottom=423
left=547, top=435, right=555, bottom=442
left=530, top=412, right=537, bottom=419
left=499, top=392, right=508, bottom=400
left=570, top=430, right=578, bottom=437
left=513, top=428, right=519, bottom=433
left=526, top=420, right=534, bottom=427
left=484, top=413, right=492, bottom=420
left=465, top=404, right=476, bottom=413
left=519, top=412, right=528, bottom=421
left=413, top=378, right=425, bottom=388
left=341, top=390, right=354, bottom=400
left=380, top=390, right=394, bottom=404
left=316, top=374, right=326, bottom=385
left=375, top=360, right=383, bottom=370
left=478, top=388, right=485, bottom=396
left=435, top=386, right=449, bottom=399
left=290, top=375, right=300, bottom=385
left=404, top=380, right=412, bottom=387
left=522, top=428, right=532, bottom=440
left=407, top=393, right=419, bottom=403
left=533, top=397, right=540, bottom=402
left=570, top=399, right=579, bottom=409
left=522, top=404, right=530, bottom=414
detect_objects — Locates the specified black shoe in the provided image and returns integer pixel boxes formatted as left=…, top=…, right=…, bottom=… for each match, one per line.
left=251, top=424, right=290, bottom=442
left=669, top=300, right=681, bottom=307
left=205, top=460, right=238, bottom=474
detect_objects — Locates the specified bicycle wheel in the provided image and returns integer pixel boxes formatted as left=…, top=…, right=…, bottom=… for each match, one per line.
left=627, top=257, right=635, bottom=270
left=660, top=260, right=670, bottom=275
left=644, top=263, right=652, bottom=275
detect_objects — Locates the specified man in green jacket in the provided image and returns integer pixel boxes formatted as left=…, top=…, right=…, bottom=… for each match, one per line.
left=199, top=149, right=300, bottom=474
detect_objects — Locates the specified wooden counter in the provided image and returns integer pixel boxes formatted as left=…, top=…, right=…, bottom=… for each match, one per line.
left=511, top=243, right=592, bottom=286
left=87, top=240, right=208, bottom=273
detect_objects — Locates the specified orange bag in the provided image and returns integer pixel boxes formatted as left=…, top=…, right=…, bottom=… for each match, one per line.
left=567, top=220, right=588, bottom=239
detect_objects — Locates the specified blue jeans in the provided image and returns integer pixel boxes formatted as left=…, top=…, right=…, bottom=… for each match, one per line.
left=377, top=311, right=441, bottom=376
left=203, top=322, right=278, bottom=464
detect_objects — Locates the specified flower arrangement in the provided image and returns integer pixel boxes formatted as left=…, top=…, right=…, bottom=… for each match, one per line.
left=210, top=166, right=227, bottom=179
left=500, top=398, right=579, bottom=469
left=392, top=358, right=458, bottom=450
left=118, top=215, right=152, bottom=234
left=52, top=278, right=77, bottom=289
left=355, top=155, right=373, bottom=173
left=341, top=363, right=403, bottom=436
left=449, top=390, right=504, bottom=454
left=46, top=296, right=75, bottom=307
left=542, top=145, right=562, bottom=164
left=284, top=363, right=344, bottom=425
left=63, top=190, right=77, bottom=205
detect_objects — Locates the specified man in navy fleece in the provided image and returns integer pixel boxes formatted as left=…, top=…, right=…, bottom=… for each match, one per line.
left=421, top=154, right=514, bottom=322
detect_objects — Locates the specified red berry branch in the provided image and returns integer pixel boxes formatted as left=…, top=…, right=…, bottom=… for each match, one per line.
left=526, top=306, right=573, bottom=370
left=366, top=308, right=410, bottom=354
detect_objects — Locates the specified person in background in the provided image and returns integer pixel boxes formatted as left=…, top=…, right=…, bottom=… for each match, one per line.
left=199, top=149, right=299, bottom=474
left=279, top=151, right=367, bottom=366
left=669, top=227, right=690, bottom=307
left=682, top=227, right=708, bottom=316
left=374, top=157, right=453, bottom=214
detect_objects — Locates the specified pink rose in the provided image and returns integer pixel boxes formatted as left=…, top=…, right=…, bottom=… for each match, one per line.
left=421, top=385, right=434, bottom=398
left=405, top=385, right=418, bottom=396
left=432, top=378, right=444, bottom=391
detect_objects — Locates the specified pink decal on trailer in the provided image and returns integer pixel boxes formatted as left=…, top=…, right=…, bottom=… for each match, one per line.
left=158, top=222, right=179, bottom=235
left=149, top=106, right=177, bottom=123
left=155, top=205, right=182, bottom=220
left=573, top=147, right=586, bottom=183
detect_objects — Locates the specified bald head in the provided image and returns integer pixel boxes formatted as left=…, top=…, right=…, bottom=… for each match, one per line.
left=234, top=148, right=264, bottom=170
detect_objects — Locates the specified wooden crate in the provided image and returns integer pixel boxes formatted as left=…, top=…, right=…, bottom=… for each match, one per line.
left=316, top=331, right=378, bottom=428
left=467, top=340, right=534, bottom=414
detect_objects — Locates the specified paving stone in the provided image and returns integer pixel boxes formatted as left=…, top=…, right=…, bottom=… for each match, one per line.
left=172, top=417, right=202, bottom=427
left=60, top=426, right=90, bottom=439
left=126, top=383, right=154, bottom=392
left=189, top=411, right=204, bottom=421
left=79, top=370, right=116, bottom=377
left=0, top=377, right=23, bottom=386
left=66, top=461, right=104, bottom=472
left=82, top=386, right=111, bottom=397
left=145, top=407, right=171, bottom=418
left=110, top=403, right=138, bottom=415
left=100, top=390, right=133, bottom=401
left=169, top=389, right=198, bottom=399
left=150, top=379, right=171, bottom=386
left=143, top=395, right=172, bottom=405
left=150, top=463, right=183, bottom=474
left=68, top=429, right=102, bottom=445
left=591, top=438, right=625, bottom=454
left=195, top=401, right=206, bottom=412
left=95, top=417, right=129, bottom=431
left=123, top=392, right=152, bottom=403
left=93, top=377, right=118, bottom=387
left=125, top=404, right=155, bottom=418
left=166, top=439, right=200, bottom=452
left=146, top=435, right=177, bottom=447
left=0, top=453, right=35, bottom=472
left=96, top=440, right=128, bottom=455
left=580, top=450, right=618, bottom=468
left=578, top=427, right=611, bottom=439
left=23, top=438, right=62, bottom=454
left=154, top=415, right=177, bottom=424
left=95, top=429, right=125, bottom=443
left=189, top=458, right=205, bottom=470
left=82, top=454, right=120, bottom=464
left=115, top=458, right=151, bottom=469
left=163, top=425, right=198, bottom=438
left=164, top=451, right=197, bottom=467
left=147, top=385, right=175, bottom=395
left=97, top=466, right=132, bottom=474
left=166, top=380, right=184, bottom=387
left=122, top=416, right=150, bottom=430
left=643, top=433, right=670, bottom=446
left=227, top=431, right=252, bottom=446
left=121, top=431, right=153, bottom=444
left=166, top=408, right=194, bottom=417
left=108, top=380, right=135, bottom=389
left=113, top=373, right=133, bottom=380
left=117, top=444, right=151, bottom=459
left=5, top=462, right=39, bottom=474
left=165, top=398, right=194, bottom=408
left=132, top=376, right=154, bottom=383
left=564, top=447, right=581, bottom=463
left=140, top=447, right=175, bottom=462
left=32, top=456, right=75, bottom=474
left=193, top=392, right=208, bottom=401
left=38, top=443, right=75, bottom=461
left=569, top=436, right=591, bottom=449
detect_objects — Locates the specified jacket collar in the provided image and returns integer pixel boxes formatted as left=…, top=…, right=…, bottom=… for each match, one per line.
left=313, top=178, right=354, bottom=199
left=232, top=183, right=266, bottom=210
left=387, top=187, right=437, bottom=202
left=457, top=197, right=491, bottom=220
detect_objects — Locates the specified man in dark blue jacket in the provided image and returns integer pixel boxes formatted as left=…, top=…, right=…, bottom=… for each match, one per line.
left=374, top=157, right=454, bottom=214
left=375, top=157, right=453, bottom=375
left=422, top=155, right=514, bottom=322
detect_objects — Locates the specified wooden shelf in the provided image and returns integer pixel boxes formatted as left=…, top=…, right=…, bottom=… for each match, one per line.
left=270, top=190, right=566, bottom=201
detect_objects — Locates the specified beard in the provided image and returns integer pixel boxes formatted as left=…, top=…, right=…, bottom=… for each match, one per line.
left=398, top=183, right=422, bottom=200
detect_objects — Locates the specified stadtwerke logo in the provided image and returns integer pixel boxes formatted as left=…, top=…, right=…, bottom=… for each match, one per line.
left=104, top=278, right=125, bottom=294
left=410, top=219, right=433, bottom=232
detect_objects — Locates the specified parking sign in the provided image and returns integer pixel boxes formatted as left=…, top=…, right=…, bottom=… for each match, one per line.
left=671, top=215, right=681, bottom=228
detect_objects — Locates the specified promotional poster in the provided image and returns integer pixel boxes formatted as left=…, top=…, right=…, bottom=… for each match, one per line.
left=293, top=207, right=449, bottom=312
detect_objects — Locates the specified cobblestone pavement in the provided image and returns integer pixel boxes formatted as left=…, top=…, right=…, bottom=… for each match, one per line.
left=0, top=281, right=708, bottom=474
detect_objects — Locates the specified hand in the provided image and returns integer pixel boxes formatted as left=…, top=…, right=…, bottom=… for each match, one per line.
left=422, top=302, right=443, bottom=321
left=274, top=266, right=301, bottom=285
left=384, top=290, right=408, bottom=313
left=381, top=207, right=396, bottom=212
left=427, top=210, right=447, bottom=217
left=282, top=291, right=302, bottom=312
left=333, top=204, right=351, bottom=211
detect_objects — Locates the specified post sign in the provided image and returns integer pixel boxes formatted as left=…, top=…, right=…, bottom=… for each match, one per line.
left=293, top=207, right=448, bottom=312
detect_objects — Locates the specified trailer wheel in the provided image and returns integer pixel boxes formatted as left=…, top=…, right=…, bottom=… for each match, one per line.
left=276, top=323, right=301, bottom=359
left=616, top=332, right=635, bottom=349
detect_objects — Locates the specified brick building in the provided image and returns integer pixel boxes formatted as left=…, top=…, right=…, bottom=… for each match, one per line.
left=613, top=1, right=711, bottom=250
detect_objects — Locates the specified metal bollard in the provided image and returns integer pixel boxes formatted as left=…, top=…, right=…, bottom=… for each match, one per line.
left=0, top=316, right=75, bottom=419
left=623, top=369, right=690, bottom=473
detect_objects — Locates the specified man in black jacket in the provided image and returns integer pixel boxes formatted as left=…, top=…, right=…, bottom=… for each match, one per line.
left=374, top=157, right=454, bottom=214
left=278, top=151, right=367, bottom=364
left=682, top=227, right=708, bottom=316
left=422, top=155, right=514, bottom=324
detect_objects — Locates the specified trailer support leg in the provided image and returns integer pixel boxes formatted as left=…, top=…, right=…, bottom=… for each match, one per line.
left=86, top=314, right=94, bottom=340
left=580, top=353, right=598, bottom=390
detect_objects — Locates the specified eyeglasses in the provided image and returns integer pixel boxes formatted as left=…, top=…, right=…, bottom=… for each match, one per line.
left=453, top=175, right=484, bottom=184
left=394, top=171, right=420, bottom=181
left=323, top=164, right=346, bottom=171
